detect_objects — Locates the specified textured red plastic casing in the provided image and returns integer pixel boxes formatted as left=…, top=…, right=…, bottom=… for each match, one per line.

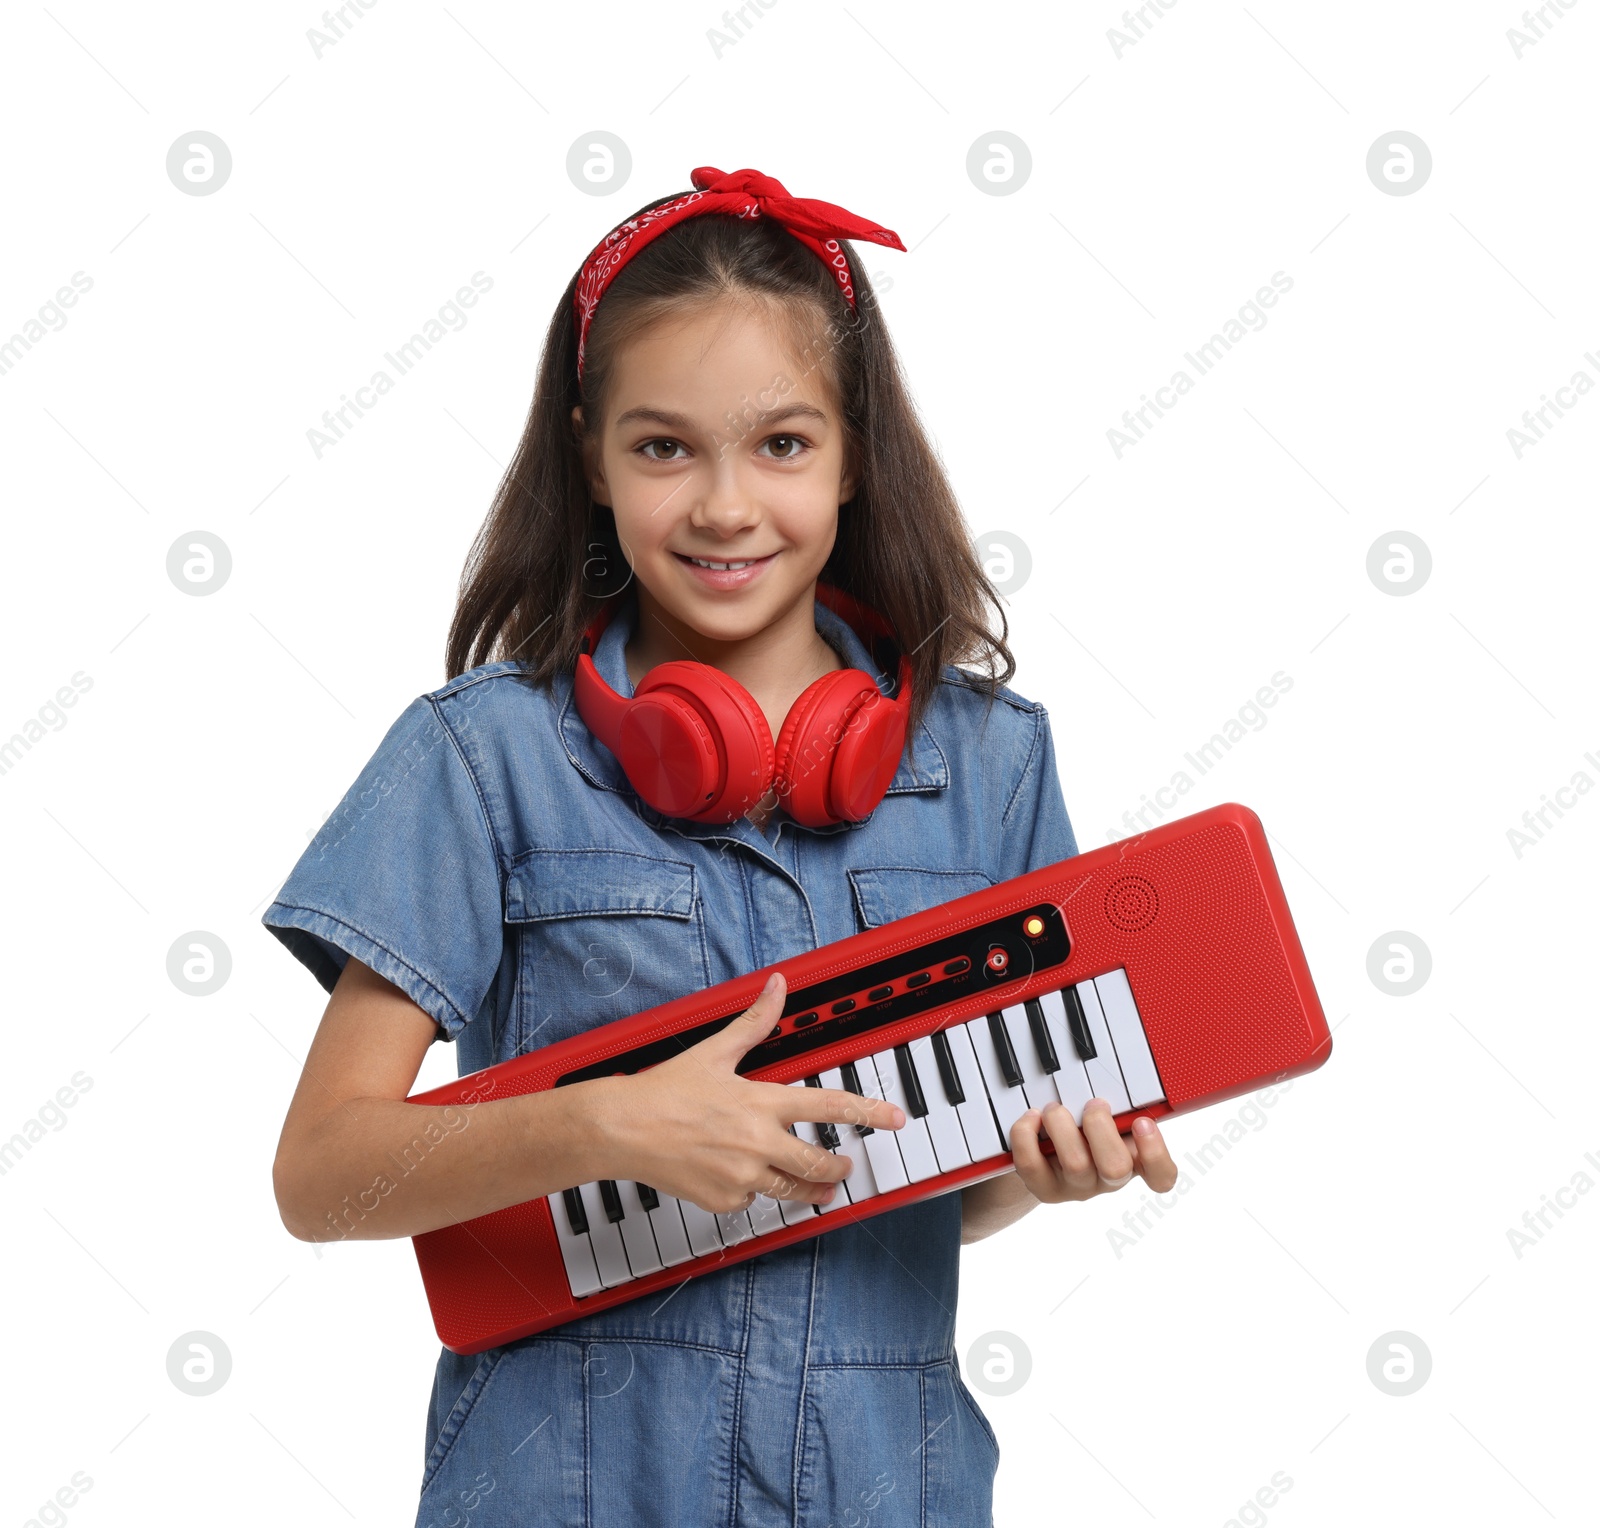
left=406, top=802, right=1330, bottom=1353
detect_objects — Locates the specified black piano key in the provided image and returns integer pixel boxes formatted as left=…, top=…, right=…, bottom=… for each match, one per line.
left=597, top=1179, right=626, bottom=1223
left=1024, top=997, right=1060, bottom=1073
left=987, top=1011, right=1024, bottom=1089
left=805, top=1074, right=841, bottom=1149
left=839, top=1060, right=874, bottom=1134
left=562, top=1186, right=589, bottom=1236
left=930, top=1028, right=965, bottom=1106
left=635, top=1183, right=660, bottom=1212
left=894, top=1043, right=928, bottom=1119
left=1060, top=984, right=1097, bottom=1060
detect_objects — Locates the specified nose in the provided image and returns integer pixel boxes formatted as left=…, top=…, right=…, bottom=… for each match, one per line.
left=687, top=455, right=761, bottom=540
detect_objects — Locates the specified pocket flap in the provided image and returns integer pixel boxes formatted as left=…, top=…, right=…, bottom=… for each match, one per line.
left=505, top=849, right=698, bottom=922
left=847, top=866, right=994, bottom=930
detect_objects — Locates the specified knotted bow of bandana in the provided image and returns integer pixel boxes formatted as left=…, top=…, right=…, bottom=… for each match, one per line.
left=573, top=165, right=906, bottom=382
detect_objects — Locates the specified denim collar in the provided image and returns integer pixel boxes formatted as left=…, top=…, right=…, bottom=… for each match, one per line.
left=556, top=592, right=948, bottom=837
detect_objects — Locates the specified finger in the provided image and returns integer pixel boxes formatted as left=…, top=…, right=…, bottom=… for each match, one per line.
left=1080, top=1099, right=1135, bottom=1187
left=761, top=1161, right=841, bottom=1205
left=760, top=1137, right=845, bottom=1202
left=1007, top=1108, right=1062, bottom=1202
left=1036, top=1101, right=1098, bottom=1196
left=772, top=1129, right=851, bottom=1189
left=1129, top=1114, right=1178, bottom=1193
left=768, top=1082, right=904, bottom=1134
left=710, top=972, right=787, bottom=1060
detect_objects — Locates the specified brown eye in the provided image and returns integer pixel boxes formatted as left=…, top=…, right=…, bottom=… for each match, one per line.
left=766, top=435, right=800, bottom=458
left=645, top=438, right=681, bottom=460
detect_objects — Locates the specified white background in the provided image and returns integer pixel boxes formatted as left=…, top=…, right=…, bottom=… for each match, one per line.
left=2, top=2, right=1596, bottom=1524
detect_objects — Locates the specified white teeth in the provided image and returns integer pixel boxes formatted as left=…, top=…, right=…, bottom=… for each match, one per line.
left=687, top=557, right=756, bottom=570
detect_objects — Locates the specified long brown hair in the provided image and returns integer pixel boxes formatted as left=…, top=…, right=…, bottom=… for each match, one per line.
left=445, top=190, right=1013, bottom=735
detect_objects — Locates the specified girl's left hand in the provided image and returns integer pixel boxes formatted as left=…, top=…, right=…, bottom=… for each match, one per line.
left=1009, top=1098, right=1178, bottom=1203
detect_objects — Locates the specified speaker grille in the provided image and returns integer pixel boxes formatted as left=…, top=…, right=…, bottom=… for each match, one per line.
left=1105, top=874, right=1159, bottom=932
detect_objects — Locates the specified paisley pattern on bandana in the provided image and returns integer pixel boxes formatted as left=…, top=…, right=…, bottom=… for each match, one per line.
left=573, top=165, right=906, bottom=382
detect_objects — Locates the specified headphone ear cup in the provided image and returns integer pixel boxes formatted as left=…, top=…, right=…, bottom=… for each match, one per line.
left=637, top=662, right=774, bottom=822
left=830, top=689, right=909, bottom=822
left=615, top=689, right=723, bottom=818
left=773, top=669, right=879, bottom=828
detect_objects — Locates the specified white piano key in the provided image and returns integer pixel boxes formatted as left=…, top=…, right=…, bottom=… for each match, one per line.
left=966, top=1014, right=1032, bottom=1147
left=615, top=1181, right=664, bottom=1276
left=849, top=1049, right=910, bottom=1192
left=748, top=1191, right=787, bottom=1236
left=576, top=1180, right=635, bottom=1289
left=779, top=1156, right=821, bottom=1223
left=943, top=1024, right=1005, bottom=1160
left=1037, top=989, right=1096, bottom=1125
left=644, top=1192, right=696, bottom=1266
left=871, top=1050, right=941, bottom=1183
left=548, top=1191, right=603, bottom=1299
left=780, top=1193, right=819, bottom=1227
left=1094, top=967, right=1166, bottom=1108
left=1000, top=1002, right=1062, bottom=1114
left=907, top=1034, right=971, bottom=1173
left=714, top=1207, right=758, bottom=1247
left=1074, top=979, right=1132, bottom=1113
left=677, top=1196, right=726, bottom=1258
left=820, top=1065, right=880, bottom=1204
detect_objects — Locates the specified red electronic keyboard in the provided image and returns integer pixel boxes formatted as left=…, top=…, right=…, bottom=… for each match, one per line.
left=407, top=802, right=1330, bottom=1354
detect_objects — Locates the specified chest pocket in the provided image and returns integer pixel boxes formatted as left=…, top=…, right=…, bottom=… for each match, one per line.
left=504, top=848, right=710, bottom=1058
left=846, top=865, right=995, bottom=931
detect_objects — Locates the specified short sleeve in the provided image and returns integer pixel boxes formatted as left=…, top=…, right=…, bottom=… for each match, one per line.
left=996, top=704, right=1079, bottom=879
left=261, top=694, right=505, bottom=1040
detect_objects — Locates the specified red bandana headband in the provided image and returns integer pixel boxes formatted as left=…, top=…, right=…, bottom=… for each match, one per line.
left=573, top=165, right=907, bottom=383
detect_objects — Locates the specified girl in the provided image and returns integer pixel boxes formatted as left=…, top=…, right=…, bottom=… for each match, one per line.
left=266, top=164, right=1178, bottom=1527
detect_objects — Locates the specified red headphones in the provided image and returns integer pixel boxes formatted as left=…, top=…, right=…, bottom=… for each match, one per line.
left=573, top=584, right=913, bottom=827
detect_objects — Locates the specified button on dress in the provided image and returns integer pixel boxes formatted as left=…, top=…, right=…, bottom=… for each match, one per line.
left=263, top=595, right=1079, bottom=1527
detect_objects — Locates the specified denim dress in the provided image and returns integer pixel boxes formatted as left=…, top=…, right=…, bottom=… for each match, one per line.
left=262, top=594, right=1078, bottom=1528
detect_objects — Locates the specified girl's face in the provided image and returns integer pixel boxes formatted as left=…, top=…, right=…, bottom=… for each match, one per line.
left=576, top=297, right=856, bottom=649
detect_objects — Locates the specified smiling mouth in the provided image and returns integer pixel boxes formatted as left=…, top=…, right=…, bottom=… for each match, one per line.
left=674, top=553, right=775, bottom=571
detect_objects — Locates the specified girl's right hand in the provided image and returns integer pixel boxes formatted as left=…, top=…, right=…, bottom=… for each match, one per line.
left=594, top=972, right=905, bottom=1215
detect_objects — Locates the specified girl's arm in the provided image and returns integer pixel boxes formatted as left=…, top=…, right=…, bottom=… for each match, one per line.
left=272, top=961, right=899, bottom=1244
left=959, top=1102, right=1178, bottom=1245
